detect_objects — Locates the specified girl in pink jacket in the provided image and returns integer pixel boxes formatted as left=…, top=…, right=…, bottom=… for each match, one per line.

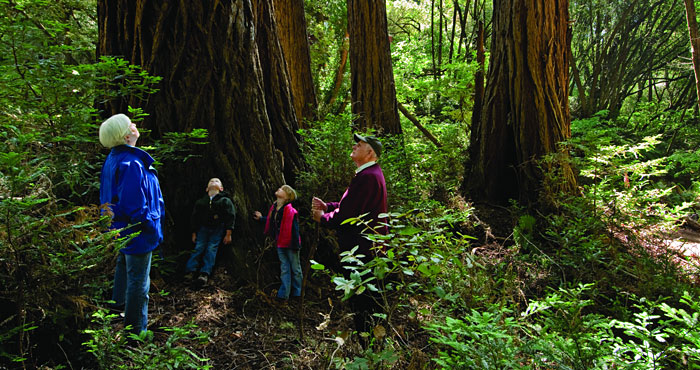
left=253, top=185, right=302, bottom=301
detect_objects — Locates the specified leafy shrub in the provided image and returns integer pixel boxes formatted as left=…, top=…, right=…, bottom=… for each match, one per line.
left=521, top=283, right=614, bottom=370
left=427, top=284, right=700, bottom=369
left=83, top=310, right=211, bottom=370
left=426, top=306, right=525, bottom=369
left=315, top=206, right=484, bottom=321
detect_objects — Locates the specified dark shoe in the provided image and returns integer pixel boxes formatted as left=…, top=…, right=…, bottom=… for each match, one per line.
left=106, top=302, right=124, bottom=313
left=197, top=273, right=209, bottom=285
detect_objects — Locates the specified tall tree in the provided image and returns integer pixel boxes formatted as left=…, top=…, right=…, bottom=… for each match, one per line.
left=253, top=0, right=306, bottom=184
left=273, top=0, right=318, bottom=125
left=98, top=0, right=303, bottom=281
left=684, top=0, right=700, bottom=112
left=465, top=0, right=577, bottom=205
left=326, top=29, right=350, bottom=111
left=347, top=0, right=401, bottom=134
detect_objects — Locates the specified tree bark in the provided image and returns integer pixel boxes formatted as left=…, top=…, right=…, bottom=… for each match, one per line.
left=273, top=0, right=318, bottom=126
left=470, top=20, right=484, bottom=132
left=98, top=0, right=303, bottom=282
left=253, top=0, right=305, bottom=184
left=347, top=0, right=401, bottom=134
left=684, top=0, right=700, bottom=112
left=465, top=0, right=577, bottom=206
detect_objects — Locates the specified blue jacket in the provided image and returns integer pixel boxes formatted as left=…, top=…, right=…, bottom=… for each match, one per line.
left=100, top=145, right=164, bottom=254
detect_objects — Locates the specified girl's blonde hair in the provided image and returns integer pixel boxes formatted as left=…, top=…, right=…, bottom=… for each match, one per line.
left=99, top=114, right=131, bottom=148
left=281, top=185, right=297, bottom=201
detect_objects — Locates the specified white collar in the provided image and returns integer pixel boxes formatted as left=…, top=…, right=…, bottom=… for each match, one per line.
left=355, top=161, right=376, bottom=174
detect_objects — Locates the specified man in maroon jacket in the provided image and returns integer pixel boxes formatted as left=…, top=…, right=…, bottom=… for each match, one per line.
left=312, top=133, right=388, bottom=258
left=312, top=133, right=388, bottom=339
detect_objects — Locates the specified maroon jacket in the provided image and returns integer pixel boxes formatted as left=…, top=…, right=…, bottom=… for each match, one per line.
left=320, top=163, right=388, bottom=259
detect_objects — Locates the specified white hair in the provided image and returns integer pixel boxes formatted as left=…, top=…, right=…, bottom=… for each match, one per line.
left=99, top=114, right=131, bottom=148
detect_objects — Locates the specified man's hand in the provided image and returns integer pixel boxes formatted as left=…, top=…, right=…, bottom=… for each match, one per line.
left=223, top=230, right=232, bottom=245
left=312, top=197, right=327, bottom=212
left=312, top=209, right=324, bottom=222
left=191, top=232, right=197, bottom=243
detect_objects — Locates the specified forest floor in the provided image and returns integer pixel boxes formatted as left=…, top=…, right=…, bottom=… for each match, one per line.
left=134, top=206, right=700, bottom=370
left=146, top=267, right=431, bottom=369
left=136, top=203, right=510, bottom=369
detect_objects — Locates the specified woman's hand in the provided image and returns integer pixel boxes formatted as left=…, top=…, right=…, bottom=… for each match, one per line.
left=252, top=211, right=262, bottom=220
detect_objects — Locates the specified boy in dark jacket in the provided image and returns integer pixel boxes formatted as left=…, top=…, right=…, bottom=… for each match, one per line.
left=185, top=178, right=236, bottom=285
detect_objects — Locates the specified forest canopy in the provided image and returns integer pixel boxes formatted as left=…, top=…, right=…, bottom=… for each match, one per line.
left=1, top=0, right=700, bottom=369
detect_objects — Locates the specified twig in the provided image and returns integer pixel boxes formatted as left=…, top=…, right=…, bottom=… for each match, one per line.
left=391, top=325, right=409, bottom=347
left=522, top=234, right=567, bottom=284
left=57, top=342, right=74, bottom=370
left=259, top=349, right=272, bottom=368
left=327, top=338, right=343, bottom=370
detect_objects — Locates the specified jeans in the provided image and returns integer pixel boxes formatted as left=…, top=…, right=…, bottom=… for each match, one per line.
left=186, top=226, right=224, bottom=275
left=276, top=247, right=302, bottom=299
left=112, top=251, right=152, bottom=334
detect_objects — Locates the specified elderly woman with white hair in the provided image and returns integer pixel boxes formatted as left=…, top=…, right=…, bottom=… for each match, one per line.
left=99, top=113, right=164, bottom=335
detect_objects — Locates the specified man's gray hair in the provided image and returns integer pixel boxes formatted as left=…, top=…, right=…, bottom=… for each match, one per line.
left=99, top=114, right=131, bottom=148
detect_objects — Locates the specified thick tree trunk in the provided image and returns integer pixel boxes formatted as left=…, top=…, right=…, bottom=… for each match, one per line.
left=684, top=0, right=700, bottom=112
left=347, top=0, right=401, bottom=134
left=253, top=0, right=305, bottom=184
left=465, top=0, right=577, bottom=206
left=98, top=0, right=303, bottom=282
left=273, top=0, right=318, bottom=126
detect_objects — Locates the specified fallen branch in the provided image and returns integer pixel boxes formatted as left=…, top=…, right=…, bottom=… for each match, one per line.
left=397, top=102, right=441, bottom=148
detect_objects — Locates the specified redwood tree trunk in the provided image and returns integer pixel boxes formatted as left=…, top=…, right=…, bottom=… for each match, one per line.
left=273, top=0, right=318, bottom=126
left=347, top=0, right=401, bottom=134
left=254, top=0, right=306, bottom=183
left=98, top=0, right=303, bottom=282
left=465, top=0, right=576, bottom=206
